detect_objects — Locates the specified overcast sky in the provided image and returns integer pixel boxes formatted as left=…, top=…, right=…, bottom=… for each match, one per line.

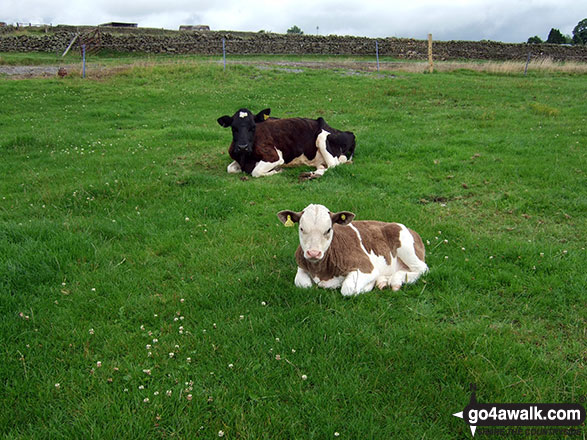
left=4, top=0, right=585, bottom=43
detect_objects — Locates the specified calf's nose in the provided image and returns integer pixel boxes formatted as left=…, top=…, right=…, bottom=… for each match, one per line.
left=306, top=250, right=323, bottom=260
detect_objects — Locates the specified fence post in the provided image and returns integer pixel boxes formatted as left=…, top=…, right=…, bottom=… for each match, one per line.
left=427, top=34, right=433, bottom=73
left=222, top=38, right=226, bottom=71
left=375, top=40, right=380, bottom=72
left=82, top=44, right=86, bottom=78
left=524, top=52, right=531, bottom=75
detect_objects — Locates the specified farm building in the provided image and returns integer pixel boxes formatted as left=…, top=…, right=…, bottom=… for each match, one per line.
left=99, top=22, right=138, bottom=28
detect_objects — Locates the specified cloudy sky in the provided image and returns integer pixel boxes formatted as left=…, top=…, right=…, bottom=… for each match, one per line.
left=4, top=0, right=584, bottom=43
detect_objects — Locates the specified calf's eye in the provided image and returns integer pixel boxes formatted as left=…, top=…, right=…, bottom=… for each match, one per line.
left=325, top=228, right=332, bottom=236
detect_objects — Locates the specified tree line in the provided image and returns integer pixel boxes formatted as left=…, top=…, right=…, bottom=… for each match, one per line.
left=528, top=18, right=586, bottom=44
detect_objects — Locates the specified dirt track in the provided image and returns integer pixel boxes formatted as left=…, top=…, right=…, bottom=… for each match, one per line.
left=0, top=59, right=404, bottom=79
left=0, top=65, right=62, bottom=77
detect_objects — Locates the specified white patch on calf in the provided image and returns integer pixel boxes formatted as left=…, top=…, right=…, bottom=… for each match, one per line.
left=227, top=161, right=241, bottom=173
left=251, top=149, right=285, bottom=177
left=341, top=270, right=377, bottom=296
left=298, top=204, right=334, bottom=260
left=316, top=129, right=343, bottom=169
left=239, top=111, right=248, bottom=118
left=316, top=276, right=345, bottom=289
left=387, top=226, right=429, bottom=290
left=295, top=267, right=313, bottom=288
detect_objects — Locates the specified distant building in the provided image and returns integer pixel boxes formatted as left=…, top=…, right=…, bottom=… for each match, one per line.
left=0, top=22, right=7, bottom=27
left=179, top=25, right=210, bottom=31
left=99, top=22, right=138, bottom=28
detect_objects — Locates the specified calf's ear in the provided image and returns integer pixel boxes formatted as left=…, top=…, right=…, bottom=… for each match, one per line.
left=255, top=108, right=271, bottom=122
left=217, top=115, right=233, bottom=127
left=277, top=210, right=302, bottom=227
left=331, top=211, right=355, bottom=225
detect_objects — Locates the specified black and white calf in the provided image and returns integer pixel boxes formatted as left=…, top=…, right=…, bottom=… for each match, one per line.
left=217, top=108, right=355, bottom=178
left=277, top=204, right=428, bottom=296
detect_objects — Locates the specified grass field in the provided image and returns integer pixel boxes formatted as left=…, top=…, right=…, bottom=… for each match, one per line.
left=0, top=54, right=585, bottom=439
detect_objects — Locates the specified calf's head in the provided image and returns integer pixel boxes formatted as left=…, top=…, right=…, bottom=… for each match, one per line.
left=217, top=108, right=271, bottom=154
left=278, top=204, right=354, bottom=262
left=317, top=117, right=356, bottom=158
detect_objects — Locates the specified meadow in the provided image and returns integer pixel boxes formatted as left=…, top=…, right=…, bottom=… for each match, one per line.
left=0, top=54, right=585, bottom=439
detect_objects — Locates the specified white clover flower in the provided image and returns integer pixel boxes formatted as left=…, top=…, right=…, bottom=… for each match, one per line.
left=301, top=374, right=307, bottom=380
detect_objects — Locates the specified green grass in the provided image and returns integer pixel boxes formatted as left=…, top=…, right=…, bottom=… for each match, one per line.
left=0, top=57, right=585, bottom=439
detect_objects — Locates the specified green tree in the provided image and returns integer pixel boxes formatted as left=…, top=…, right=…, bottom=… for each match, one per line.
left=287, top=25, right=303, bottom=35
left=527, top=35, right=543, bottom=44
left=572, top=18, right=587, bottom=44
left=546, top=28, right=566, bottom=44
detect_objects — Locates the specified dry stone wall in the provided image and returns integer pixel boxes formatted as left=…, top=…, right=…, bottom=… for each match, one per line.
left=1, top=27, right=586, bottom=62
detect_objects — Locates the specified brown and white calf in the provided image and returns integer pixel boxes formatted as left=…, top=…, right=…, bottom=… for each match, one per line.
left=277, top=204, right=428, bottom=296
left=217, top=108, right=355, bottom=178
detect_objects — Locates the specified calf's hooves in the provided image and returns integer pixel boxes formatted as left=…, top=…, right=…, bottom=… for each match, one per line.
left=298, top=172, right=321, bottom=182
